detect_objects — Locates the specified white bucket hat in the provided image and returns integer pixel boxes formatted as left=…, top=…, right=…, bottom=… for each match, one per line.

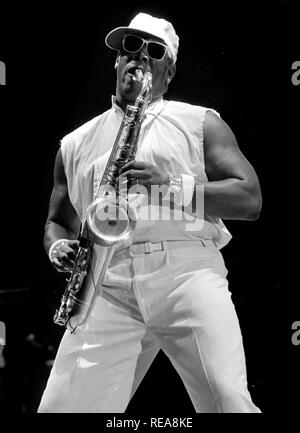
left=105, top=12, right=179, bottom=64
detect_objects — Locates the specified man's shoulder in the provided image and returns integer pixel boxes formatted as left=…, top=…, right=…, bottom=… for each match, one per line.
left=165, top=99, right=218, bottom=116
left=163, top=100, right=220, bottom=129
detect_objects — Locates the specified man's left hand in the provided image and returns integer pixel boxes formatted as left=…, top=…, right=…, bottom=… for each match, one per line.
left=119, top=161, right=169, bottom=191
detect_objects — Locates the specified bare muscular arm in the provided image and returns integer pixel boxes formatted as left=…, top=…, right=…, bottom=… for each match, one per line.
left=195, top=110, right=262, bottom=220
left=44, top=148, right=81, bottom=270
left=113, top=111, right=262, bottom=221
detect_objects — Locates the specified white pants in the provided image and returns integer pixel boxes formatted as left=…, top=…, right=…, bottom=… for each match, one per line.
left=38, top=240, right=260, bottom=413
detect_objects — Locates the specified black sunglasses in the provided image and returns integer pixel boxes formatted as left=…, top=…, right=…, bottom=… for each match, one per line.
left=122, top=34, right=168, bottom=61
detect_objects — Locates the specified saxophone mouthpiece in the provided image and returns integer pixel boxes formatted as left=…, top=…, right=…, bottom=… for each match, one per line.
left=133, top=69, right=144, bottom=82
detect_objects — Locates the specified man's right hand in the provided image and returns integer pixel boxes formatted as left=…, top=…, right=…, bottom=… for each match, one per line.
left=49, top=239, right=79, bottom=273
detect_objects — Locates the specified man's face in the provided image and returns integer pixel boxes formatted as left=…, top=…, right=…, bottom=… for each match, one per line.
left=115, top=34, right=175, bottom=106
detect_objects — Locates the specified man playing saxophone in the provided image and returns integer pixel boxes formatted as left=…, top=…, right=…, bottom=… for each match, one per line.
left=38, top=13, right=262, bottom=413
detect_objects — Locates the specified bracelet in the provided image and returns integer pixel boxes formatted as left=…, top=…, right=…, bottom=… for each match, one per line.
left=169, top=174, right=183, bottom=204
left=165, top=173, right=195, bottom=207
left=48, top=239, right=69, bottom=261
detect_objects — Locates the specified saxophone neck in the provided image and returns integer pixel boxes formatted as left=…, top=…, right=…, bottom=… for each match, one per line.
left=135, top=71, right=152, bottom=107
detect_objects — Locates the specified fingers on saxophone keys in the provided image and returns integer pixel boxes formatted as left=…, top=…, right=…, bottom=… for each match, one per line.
left=119, top=173, right=141, bottom=190
left=68, top=240, right=79, bottom=252
left=51, top=258, right=70, bottom=273
left=119, top=161, right=147, bottom=175
left=64, top=245, right=77, bottom=260
left=119, top=161, right=135, bottom=175
left=60, top=252, right=76, bottom=269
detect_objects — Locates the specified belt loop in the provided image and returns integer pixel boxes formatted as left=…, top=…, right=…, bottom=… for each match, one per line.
left=144, top=242, right=151, bottom=254
left=162, top=240, right=167, bottom=251
left=129, top=244, right=134, bottom=257
left=200, top=239, right=206, bottom=247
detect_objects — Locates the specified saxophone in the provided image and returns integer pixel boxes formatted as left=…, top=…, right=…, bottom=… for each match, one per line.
left=53, top=70, right=152, bottom=333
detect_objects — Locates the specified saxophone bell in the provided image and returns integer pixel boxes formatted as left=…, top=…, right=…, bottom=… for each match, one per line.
left=85, top=194, right=137, bottom=247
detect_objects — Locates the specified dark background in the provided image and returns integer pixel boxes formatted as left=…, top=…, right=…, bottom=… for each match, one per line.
left=0, top=0, right=299, bottom=415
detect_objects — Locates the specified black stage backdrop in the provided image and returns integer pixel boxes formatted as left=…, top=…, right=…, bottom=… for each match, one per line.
left=0, top=0, right=298, bottom=418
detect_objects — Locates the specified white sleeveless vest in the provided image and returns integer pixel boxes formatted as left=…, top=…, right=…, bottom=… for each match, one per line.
left=60, top=98, right=231, bottom=249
